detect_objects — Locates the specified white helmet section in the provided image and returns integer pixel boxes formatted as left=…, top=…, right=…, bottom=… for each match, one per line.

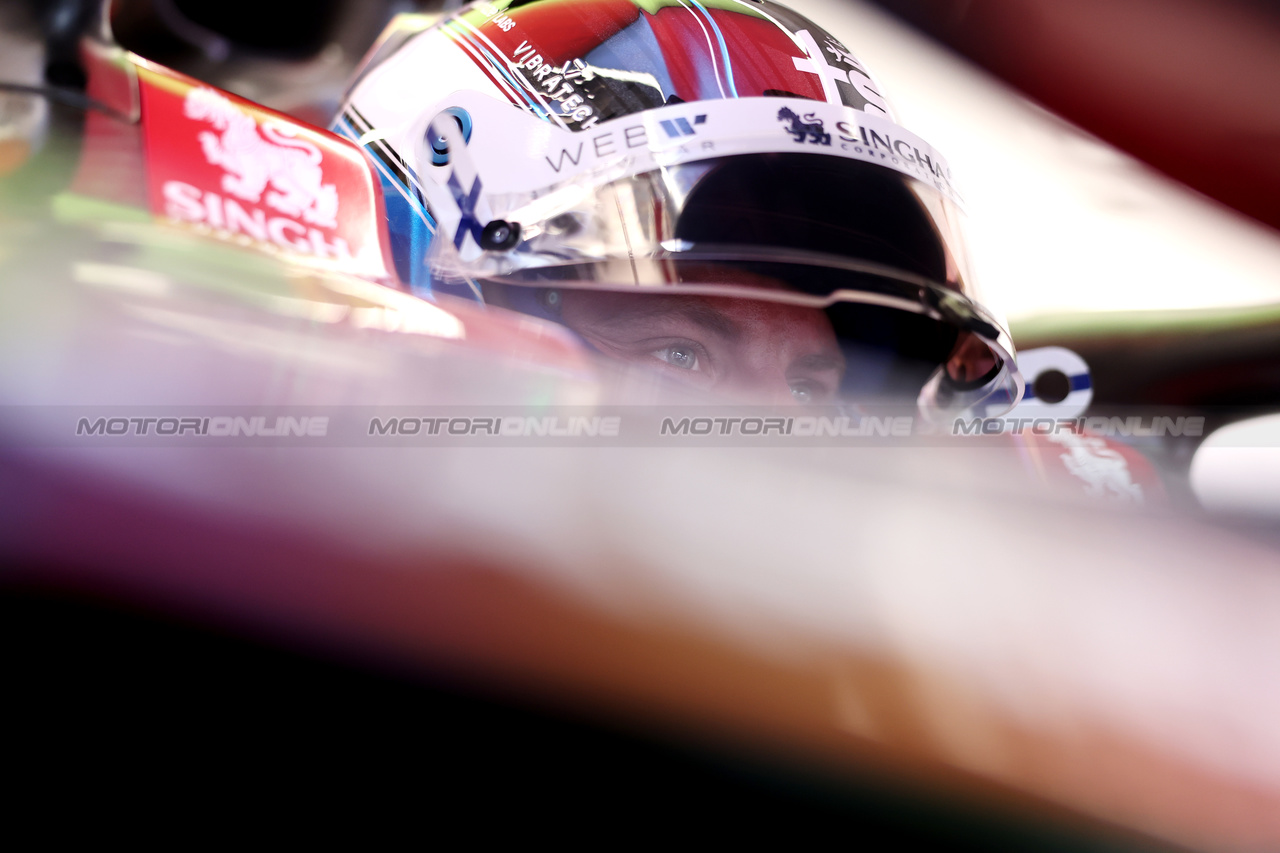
left=413, top=91, right=962, bottom=271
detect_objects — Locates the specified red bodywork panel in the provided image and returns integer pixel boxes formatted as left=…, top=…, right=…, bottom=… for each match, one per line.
left=67, top=38, right=593, bottom=374
left=74, top=41, right=396, bottom=283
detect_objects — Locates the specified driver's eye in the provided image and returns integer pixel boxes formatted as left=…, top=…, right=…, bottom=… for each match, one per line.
left=790, top=383, right=813, bottom=403
left=652, top=345, right=700, bottom=371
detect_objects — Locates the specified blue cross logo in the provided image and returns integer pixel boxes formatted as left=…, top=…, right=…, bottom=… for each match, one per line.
left=446, top=171, right=486, bottom=250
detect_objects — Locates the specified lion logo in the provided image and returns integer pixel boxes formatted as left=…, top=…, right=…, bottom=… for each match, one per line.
left=777, top=106, right=831, bottom=146
left=183, top=88, right=339, bottom=229
left=1049, top=432, right=1145, bottom=504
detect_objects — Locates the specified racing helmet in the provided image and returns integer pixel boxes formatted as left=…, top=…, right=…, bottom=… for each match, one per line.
left=334, top=0, right=1021, bottom=413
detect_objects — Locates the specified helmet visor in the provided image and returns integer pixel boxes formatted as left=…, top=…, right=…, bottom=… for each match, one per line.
left=419, top=96, right=1018, bottom=412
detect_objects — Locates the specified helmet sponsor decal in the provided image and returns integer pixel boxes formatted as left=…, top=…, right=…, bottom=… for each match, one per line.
left=658, top=113, right=707, bottom=137
left=790, top=29, right=887, bottom=114
left=776, top=106, right=831, bottom=145
left=508, top=40, right=603, bottom=130
left=473, top=1, right=517, bottom=33
left=417, top=92, right=959, bottom=209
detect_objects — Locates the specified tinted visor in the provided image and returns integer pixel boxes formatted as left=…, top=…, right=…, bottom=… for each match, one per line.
left=677, top=154, right=949, bottom=282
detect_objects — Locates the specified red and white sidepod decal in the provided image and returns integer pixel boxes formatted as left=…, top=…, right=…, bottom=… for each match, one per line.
left=135, top=61, right=393, bottom=281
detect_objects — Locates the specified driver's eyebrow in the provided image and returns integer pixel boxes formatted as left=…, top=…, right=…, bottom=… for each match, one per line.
left=789, top=351, right=846, bottom=373
left=605, top=298, right=742, bottom=342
